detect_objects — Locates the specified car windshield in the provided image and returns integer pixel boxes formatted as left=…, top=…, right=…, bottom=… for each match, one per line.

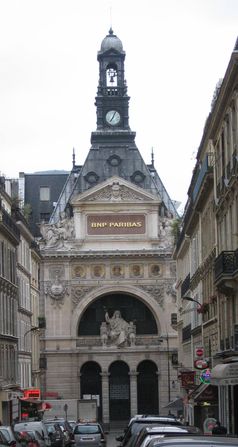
left=74, top=425, right=100, bottom=434
left=45, top=425, right=56, bottom=433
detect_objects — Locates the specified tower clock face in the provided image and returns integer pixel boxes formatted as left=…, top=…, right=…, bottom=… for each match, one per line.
left=105, top=110, right=121, bottom=126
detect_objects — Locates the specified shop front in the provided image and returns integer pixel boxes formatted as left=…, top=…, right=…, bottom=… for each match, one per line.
left=211, top=361, right=238, bottom=435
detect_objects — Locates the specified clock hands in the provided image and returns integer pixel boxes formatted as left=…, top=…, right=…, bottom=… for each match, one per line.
left=110, top=111, right=116, bottom=122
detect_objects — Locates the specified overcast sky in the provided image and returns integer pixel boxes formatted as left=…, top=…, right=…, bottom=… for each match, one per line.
left=1, top=0, right=238, bottom=212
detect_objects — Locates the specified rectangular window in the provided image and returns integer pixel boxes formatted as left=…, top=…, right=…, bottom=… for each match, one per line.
left=39, top=186, right=50, bottom=201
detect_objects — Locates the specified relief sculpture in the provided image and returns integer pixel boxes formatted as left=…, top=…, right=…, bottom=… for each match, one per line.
left=40, top=213, right=75, bottom=250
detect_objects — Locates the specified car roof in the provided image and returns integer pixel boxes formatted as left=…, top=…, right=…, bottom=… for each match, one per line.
left=76, top=421, right=101, bottom=425
left=140, top=425, right=200, bottom=433
left=147, top=436, right=238, bottom=446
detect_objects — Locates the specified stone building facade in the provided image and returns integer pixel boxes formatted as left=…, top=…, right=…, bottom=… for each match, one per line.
left=174, top=37, right=238, bottom=435
left=38, top=30, right=179, bottom=424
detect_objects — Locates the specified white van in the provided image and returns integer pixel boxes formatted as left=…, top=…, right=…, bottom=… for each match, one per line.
left=14, top=421, right=51, bottom=447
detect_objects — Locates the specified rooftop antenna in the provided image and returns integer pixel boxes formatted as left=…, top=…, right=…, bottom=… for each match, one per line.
left=151, top=147, right=154, bottom=167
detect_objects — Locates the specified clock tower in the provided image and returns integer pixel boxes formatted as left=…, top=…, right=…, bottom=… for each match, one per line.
left=91, top=27, right=136, bottom=144
left=50, top=28, right=178, bottom=218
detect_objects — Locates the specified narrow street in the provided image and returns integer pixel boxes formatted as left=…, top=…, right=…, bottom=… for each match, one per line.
left=106, top=429, right=123, bottom=447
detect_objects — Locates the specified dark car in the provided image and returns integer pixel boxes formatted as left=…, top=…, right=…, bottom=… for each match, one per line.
left=44, top=422, right=65, bottom=447
left=116, top=417, right=183, bottom=447
left=145, top=436, right=238, bottom=447
left=74, top=422, right=107, bottom=447
left=132, top=425, right=202, bottom=447
left=44, top=420, right=73, bottom=446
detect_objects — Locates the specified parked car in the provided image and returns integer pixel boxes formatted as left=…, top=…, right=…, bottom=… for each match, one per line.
left=145, top=436, right=238, bottom=447
left=131, top=425, right=202, bottom=447
left=43, top=422, right=65, bottom=447
left=0, top=430, right=16, bottom=447
left=0, top=426, right=20, bottom=447
left=14, top=430, right=46, bottom=447
left=44, top=419, right=73, bottom=446
left=74, top=422, right=107, bottom=447
left=14, top=421, right=51, bottom=447
left=116, top=417, right=183, bottom=447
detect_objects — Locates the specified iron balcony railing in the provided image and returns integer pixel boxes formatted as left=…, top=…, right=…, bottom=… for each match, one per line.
left=192, top=153, right=213, bottom=203
left=214, top=250, right=238, bottom=281
left=0, top=203, right=20, bottom=242
left=181, top=273, right=191, bottom=297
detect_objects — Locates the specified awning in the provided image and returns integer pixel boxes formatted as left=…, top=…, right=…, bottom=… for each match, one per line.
left=163, top=398, right=183, bottom=410
left=188, top=384, right=218, bottom=403
left=211, top=362, right=238, bottom=385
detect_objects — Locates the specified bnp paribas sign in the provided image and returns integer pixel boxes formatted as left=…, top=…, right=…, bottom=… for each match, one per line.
left=87, top=214, right=146, bottom=235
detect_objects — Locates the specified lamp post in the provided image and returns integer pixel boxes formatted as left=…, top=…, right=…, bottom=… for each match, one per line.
left=159, top=334, right=171, bottom=403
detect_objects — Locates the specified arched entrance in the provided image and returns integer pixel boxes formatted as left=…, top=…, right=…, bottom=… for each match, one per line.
left=80, top=362, right=102, bottom=421
left=137, top=360, right=159, bottom=414
left=109, top=361, right=130, bottom=421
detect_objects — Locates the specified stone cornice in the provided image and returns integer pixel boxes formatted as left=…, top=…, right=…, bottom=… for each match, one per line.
left=40, top=249, right=173, bottom=260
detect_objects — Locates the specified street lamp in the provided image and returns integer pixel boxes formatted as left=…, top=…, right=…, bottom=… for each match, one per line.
left=159, top=334, right=171, bottom=403
left=183, top=296, right=201, bottom=307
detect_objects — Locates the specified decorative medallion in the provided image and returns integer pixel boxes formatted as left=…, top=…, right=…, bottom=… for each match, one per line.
left=73, top=266, right=86, bottom=278
left=150, top=264, right=161, bottom=276
left=111, top=265, right=124, bottom=278
left=107, top=155, right=122, bottom=167
left=44, top=272, right=68, bottom=307
left=130, top=264, right=143, bottom=277
left=92, top=265, right=105, bottom=278
left=84, top=171, right=99, bottom=184
left=130, top=171, right=145, bottom=184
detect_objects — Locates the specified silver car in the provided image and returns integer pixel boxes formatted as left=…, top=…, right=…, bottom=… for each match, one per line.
left=74, top=423, right=107, bottom=447
left=0, top=426, right=20, bottom=447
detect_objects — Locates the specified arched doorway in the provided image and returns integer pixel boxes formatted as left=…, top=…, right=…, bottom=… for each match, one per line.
left=109, top=361, right=130, bottom=421
left=80, top=362, right=102, bottom=421
left=137, top=360, right=159, bottom=414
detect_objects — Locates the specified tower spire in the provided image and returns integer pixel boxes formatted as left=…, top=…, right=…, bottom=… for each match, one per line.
left=151, top=147, right=154, bottom=167
left=72, top=148, right=75, bottom=168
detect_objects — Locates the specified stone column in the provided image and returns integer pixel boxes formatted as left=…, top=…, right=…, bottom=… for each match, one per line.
left=100, top=371, right=110, bottom=425
left=129, top=370, right=139, bottom=417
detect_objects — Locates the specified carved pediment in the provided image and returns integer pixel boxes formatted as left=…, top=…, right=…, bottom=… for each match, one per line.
left=71, top=176, right=160, bottom=204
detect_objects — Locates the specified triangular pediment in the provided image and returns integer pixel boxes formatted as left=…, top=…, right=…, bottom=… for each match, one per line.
left=71, top=176, right=160, bottom=204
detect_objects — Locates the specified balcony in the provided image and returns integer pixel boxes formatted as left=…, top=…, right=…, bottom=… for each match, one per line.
left=214, top=250, right=238, bottom=292
left=0, top=204, right=20, bottom=244
left=181, top=273, right=190, bottom=297
left=192, top=153, right=213, bottom=205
